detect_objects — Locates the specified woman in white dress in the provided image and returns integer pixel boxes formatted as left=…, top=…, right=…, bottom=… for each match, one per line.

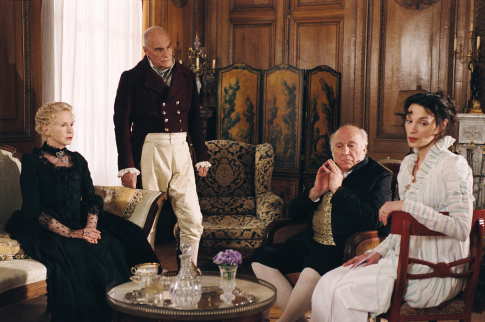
left=310, top=92, right=474, bottom=322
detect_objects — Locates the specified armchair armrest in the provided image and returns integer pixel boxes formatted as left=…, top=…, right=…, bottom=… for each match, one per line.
left=262, top=219, right=307, bottom=245
left=94, top=186, right=167, bottom=238
left=342, top=230, right=385, bottom=261
left=256, top=191, right=284, bottom=222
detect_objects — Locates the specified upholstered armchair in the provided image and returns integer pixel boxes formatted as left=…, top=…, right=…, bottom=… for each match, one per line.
left=196, top=140, right=284, bottom=258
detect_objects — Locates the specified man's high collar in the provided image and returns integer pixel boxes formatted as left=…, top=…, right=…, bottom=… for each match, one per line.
left=147, top=56, right=174, bottom=81
left=343, top=156, right=369, bottom=178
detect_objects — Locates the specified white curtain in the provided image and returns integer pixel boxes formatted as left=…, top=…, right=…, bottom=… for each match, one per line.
left=42, top=0, right=142, bottom=186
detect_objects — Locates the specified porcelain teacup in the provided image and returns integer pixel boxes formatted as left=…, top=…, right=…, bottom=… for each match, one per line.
left=131, top=263, right=159, bottom=277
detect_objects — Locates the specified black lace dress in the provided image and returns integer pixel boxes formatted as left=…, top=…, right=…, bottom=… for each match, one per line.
left=6, top=143, right=160, bottom=322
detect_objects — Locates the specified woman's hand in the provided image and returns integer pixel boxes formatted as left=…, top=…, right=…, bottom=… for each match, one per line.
left=71, top=228, right=101, bottom=243
left=343, top=252, right=382, bottom=268
left=379, top=200, right=404, bottom=226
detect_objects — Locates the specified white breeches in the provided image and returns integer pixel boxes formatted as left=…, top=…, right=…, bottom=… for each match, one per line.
left=140, top=133, right=203, bottom=244
left=311, top=256, right=397, bottom=322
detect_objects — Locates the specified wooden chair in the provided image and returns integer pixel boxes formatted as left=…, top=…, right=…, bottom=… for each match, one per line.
left=376, top=210, right=485, bottom=322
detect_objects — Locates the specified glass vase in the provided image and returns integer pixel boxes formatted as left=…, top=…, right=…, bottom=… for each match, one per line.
left=218, top=264, right=237, bottom=303
left=169, top=254, right=202, bottom=308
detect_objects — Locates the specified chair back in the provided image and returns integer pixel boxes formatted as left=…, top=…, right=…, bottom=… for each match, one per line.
left=0, top=145, right=22, bottom=226
left=196, top=140, right=275, bottom=217
left=196, top=140, right=256, bottom=198
left=384, top=210, right=485, bottom=321
left=378, top=158, right=401, bottom=201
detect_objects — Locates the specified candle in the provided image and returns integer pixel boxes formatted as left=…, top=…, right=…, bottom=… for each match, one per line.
left=196, top=57, right=199, bottom=68
left=478, top=36, right=481, bottom=50
left=212, top=59, right=216, bottom=70
left=471, top=21, right=474, bottom=32
left=179, top=60, right=183, bottom=65
left=454, top=38, right=457, bottom=51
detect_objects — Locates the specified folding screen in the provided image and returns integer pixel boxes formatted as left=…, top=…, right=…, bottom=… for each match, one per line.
left=217, top=64, right=340, bottom=217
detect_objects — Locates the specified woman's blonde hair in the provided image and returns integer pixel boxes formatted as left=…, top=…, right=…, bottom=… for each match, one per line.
left=35, top=102, right=74, bottom=138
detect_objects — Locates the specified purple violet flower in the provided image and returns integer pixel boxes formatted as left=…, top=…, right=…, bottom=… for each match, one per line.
left=213, top=249, right=243, bottom=266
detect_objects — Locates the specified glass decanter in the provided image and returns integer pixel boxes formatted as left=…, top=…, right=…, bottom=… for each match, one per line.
left=169, top=247, right=202, bottom=308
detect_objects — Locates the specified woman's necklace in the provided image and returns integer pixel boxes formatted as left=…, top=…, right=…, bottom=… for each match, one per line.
left=56, top=151, right=67, bottom=164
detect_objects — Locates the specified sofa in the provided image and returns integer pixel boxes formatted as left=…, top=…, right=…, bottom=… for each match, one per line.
left=0, top=144, right=166, bottom=307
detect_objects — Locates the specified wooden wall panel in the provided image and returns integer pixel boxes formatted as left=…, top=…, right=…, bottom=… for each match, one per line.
left=0, top=0, right=42, bottom=155
left=291, top=19, right=342, bottom=70
left=213, top=0, right=286, bottom=69
left=203, top=0, right=473, bottom=170
left=234, top=0, right=273, bottom=7
left=366, top=0, right=458, bottom=160
left=0, top=1, right=29, bottom=139
left=293, top=0, right=344, bottom=8
left=233, top=24, right=274, bottom=70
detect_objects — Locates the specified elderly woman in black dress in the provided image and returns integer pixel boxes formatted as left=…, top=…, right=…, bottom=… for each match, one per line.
left=6, top=102, right=160, bottom=321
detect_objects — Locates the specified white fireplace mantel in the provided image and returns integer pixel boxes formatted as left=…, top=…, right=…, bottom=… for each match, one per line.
left=456, top=113, right=485, bottom=209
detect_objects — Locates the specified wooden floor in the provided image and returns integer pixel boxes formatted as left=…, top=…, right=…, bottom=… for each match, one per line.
left=0, top=241, right=483, bottom=322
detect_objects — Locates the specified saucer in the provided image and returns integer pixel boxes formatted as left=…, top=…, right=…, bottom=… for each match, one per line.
left=130, top=276, right=144, bottom=283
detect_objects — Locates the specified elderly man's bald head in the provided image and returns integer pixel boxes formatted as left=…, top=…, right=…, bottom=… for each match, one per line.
left=143, top=26, right=173, bottom=70
left=330, top=125, right=368, bottom=171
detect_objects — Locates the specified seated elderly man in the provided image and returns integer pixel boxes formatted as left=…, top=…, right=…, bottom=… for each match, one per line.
left=250, top=124, right=392, bottom=322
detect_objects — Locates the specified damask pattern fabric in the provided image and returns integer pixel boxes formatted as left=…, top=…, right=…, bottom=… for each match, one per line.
left=196, top=141, right=255, bottom=197
left=0, top=225, right=30, bottom=261
left=196, top=140, right=283, bottom=253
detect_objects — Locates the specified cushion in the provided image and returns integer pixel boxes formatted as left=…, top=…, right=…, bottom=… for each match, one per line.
left=202, top=214, right=267, bottom=241
left=94, top=186, right=161, bottom=230
left=0, top=225, right=29, bottom=261
left=399, top=298, right=465, bottom=316
left=0, top=259, right=47, bottom=294
left=199, top=196, right=255, bottom=216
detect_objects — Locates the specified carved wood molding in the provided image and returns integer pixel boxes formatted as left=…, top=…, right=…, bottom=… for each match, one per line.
left=170, top=0, right=187, bottom=8
left=394, top=0, right=440, bottom=10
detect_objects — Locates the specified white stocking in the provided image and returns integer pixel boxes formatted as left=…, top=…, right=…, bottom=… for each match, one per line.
left=277, top=267, right=320, bottom=322
left=251, top=262, right=294, bottom=312
left=189, top=242, right=199, bottom=266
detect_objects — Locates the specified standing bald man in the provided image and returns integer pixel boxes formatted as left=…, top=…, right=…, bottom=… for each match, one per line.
left=114, top=27, right=209, bottom=264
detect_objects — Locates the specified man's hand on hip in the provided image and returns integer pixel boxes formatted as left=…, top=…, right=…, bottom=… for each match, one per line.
left=197, top=166, right=209, bottom=177
left=121, top=172, right=137, bottom=188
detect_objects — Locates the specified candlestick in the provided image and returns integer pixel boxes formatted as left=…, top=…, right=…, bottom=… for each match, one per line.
left=454, top=38, right=457, bottom=51
left=212, top=59, right=216, bottom=70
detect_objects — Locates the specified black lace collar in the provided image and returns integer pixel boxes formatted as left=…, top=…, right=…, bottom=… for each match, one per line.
left=40, top=142, right=69, bottom=157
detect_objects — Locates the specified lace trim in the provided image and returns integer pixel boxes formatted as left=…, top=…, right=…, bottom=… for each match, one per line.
left=117, top=168, right=140, bottom=178
left=38, top=212, right=76, bottom=238
left=38, top=142, right=75, bottom=169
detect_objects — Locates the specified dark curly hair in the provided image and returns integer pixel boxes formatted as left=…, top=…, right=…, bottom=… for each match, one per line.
left=404, top=92, right=457, bottom=139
